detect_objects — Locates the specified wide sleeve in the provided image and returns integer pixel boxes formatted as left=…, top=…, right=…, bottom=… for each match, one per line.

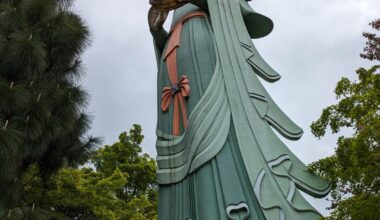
left=151, top=29, right=168, bottom=66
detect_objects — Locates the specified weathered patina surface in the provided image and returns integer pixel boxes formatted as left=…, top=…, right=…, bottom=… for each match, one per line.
left=149, top=1, right=330, bottom=219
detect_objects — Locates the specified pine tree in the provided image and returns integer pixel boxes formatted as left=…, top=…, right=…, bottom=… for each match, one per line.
left=0, top=0, right=100, bottom=218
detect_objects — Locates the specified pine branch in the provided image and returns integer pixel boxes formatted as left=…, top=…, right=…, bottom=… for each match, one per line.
left=64, top=59, right=81, bottom=73
left=22, top=173, right=39, bottom=190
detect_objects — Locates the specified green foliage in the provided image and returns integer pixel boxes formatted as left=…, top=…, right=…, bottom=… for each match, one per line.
left=20, top=125, right=158, bottom=220
left=361, top=19, right=380, bottom=61
left=0, top=0, right=99, bottom=218
left=324, top=193, right=380, bottom=220
left=310, top=20, right=380, bottom=220
left=310, top=31, right=380, bottom=219
left=92, top=125, right=157, bottom=204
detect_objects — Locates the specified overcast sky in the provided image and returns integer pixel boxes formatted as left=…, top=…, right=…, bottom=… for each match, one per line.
left=73, top=0, right=379, bottom=215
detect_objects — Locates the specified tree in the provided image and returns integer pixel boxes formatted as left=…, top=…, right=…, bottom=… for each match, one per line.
left=0, top=0, right=99, bottom=218
left=361, top=19, right=380, bottom=61
left=91, top=124, right=157, bottom=219
left=309, top=19, right=380, bottom=220
left=21, top=125, right=158, bottom=220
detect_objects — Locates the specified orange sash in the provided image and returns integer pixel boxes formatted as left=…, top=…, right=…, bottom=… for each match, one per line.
left=161, top=11, right=206, bottom=136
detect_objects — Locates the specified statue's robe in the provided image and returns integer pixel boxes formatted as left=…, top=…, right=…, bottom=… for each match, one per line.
left=152, top=1, right=330, bottom=220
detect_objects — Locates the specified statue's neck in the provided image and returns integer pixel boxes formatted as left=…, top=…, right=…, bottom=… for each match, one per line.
left=189, top=0, right=208, bottom=11
left=171, top=4, right=205, bottom=28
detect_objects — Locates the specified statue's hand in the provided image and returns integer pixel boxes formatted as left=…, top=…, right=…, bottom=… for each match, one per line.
left=148, top=7, right=168, bottom=32
left=148, top=0, right=188, bottom=32
left=149, top=0, right=187, bottom=11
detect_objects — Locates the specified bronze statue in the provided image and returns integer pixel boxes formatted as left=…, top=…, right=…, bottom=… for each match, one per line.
left=149, top=0, right=330, bottom=219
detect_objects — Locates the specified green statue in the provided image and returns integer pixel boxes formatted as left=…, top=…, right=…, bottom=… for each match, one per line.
left=149, top=0, right=330, bottom=219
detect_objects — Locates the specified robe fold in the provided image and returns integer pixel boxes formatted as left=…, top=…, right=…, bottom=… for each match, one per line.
left=152, top=2, right=330, bottom=219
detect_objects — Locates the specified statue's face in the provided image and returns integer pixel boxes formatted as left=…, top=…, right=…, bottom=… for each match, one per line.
left=149, top=0, right=188, bottom=11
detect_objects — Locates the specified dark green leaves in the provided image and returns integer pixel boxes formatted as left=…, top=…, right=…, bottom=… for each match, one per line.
left=361, top=19, right=380, bottom=61
left=310, top=18, right=380, bottom=219
left=310, top=56, right=380, bottom=220
left=20, top=126, right=157, bottom=219
left=0, top=0, right=98, bottom=218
